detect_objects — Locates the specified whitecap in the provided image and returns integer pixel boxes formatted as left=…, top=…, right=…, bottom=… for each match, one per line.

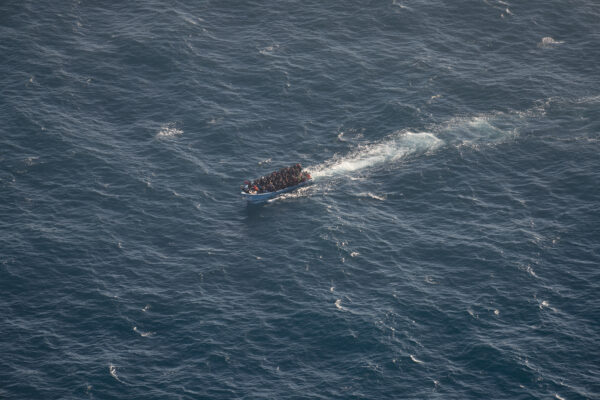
left=539, top=300, right=558, bottom=312
left=428, top=94, right=442, bottom=104
left=156, top=122, right=183, bottom=138
left=335, top=299, right=344, bottom=310
left=109, top=364, right=123, bottom=383
left=258, top=158, right=272, bottom=166
left=367, top=192, right=386, bottom=201
left=555, top=394, right=565, bottom=400
left=410, top=355, right=424, bottom=364
left=133, top=326, right=155, bottom=337
left=181, top=15, right=198, bottom=25
left=24, top=156, right=39, bottom=166
left=392, top=0, right=411, bottom=9
left=526, top=265, right=538, bottom=278
left=538, top=37, right=564, bottom=48
left=259, top=44, right=279, bottom=55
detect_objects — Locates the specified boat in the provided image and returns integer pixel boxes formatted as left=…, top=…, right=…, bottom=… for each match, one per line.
left=241, top=164, right=312, bottom=203
left=241, top=179, right=312, bottom=203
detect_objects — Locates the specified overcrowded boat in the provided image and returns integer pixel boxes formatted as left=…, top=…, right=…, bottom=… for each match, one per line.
left=241, top=164, right=312, bottom=203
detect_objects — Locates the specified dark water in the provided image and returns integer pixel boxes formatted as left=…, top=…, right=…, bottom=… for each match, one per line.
left=1, top=1, right=599, bottom=398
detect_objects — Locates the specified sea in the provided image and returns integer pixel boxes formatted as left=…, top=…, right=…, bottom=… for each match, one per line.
left=1, top=1, right=599, bottom=399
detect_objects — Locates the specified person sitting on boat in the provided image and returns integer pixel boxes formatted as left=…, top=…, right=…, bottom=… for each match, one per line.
left=241, top=180, right=251, bottom=193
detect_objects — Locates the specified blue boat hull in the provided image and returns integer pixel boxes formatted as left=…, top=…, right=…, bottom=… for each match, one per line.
left=241, top=180, right=312, bottom=203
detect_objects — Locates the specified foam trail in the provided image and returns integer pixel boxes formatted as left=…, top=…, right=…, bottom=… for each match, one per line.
left=308, top=131, right=442, bottom=179
left=305, top=113, right=518, bottom=184
left=436, top=113, right=520, bottom=149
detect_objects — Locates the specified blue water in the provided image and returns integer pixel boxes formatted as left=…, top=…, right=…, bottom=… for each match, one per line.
left=1, top=1, right=599, bottom=398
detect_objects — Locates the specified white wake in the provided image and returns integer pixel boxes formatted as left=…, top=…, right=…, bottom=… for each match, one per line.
left=307, top=131, right=443, bottom=179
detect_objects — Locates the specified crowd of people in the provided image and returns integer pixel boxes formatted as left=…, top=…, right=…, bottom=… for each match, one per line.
left=242, top=164, right=311, bottom=194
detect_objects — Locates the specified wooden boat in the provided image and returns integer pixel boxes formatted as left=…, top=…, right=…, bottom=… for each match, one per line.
left=241, top=179, right=312, bottom=203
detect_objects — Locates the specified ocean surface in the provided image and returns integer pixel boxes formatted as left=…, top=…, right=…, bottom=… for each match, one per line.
left=1, top=1, right=599, bottom=398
